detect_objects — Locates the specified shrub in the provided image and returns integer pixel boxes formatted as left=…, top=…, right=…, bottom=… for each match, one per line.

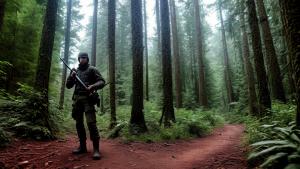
left=0, top=127, right=10, bottom=147
left=248, top=122, right=300, bottom=169
left=224, top=101, right=296, bottom=144
left=0, top=83, right=63, bottom=141
left=96, top=103, right=225, bottom=142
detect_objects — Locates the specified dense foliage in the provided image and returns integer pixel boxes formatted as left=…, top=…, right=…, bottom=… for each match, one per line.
left=0, top=0, right=299, bottom=168
left=248, top=123, right=300, bottom=169
left=225, top=102, right=298, bottom=168
left=97, top=103, right=224, bottom=142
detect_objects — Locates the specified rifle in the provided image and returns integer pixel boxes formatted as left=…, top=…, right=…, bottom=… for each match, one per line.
left=59, top=57, right=88, bottom=90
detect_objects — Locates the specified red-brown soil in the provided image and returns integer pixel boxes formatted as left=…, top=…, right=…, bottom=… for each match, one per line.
left=0, top=124, right=247, bottom=169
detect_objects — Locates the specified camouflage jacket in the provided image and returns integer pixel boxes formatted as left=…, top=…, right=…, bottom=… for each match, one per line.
left=66, top=64, right=105, bottom=96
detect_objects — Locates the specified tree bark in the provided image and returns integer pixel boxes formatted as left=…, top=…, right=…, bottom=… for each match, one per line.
left=218, top=0, right=235, bottom=104
left=240, top=0, right=259, bottom=115
left=194, top=0, right=208, bottom=107
left=282, top=38, right=296, bottom=96
left=156, top=0, right=161, bottom=58
left=0, top=0, right=5, bottom=30
left=108, top=0, right=116, bottom=129
left=170, top=0, right=182, bottom=108
left=160, top=0, right=175, bottom=127
left=34, top=0, right=58, bottom=132
left=143, top=0, right=149, bottom=101
left=35, top=0, right=58, bottom=95
left=91, top=0, right=98, bottom=66
left=155, top=0, right=162, bottom=92
left=59, top=0, right=72, bottom=110
left=247, top=0, right=271, bottom=112
left=256, top=0, right=286, bottom=102
left=130, top=0, right=147, bottom=133
left=278, top=0, right=300, bottom=127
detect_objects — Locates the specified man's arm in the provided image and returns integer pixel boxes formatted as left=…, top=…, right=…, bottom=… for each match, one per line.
left=66, top=69, right=76, bottom=89
left=90, top=67, right=105, bottom=90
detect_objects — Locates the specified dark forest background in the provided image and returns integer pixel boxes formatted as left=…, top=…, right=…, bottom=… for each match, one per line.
left=0, top=0, right=299, bottom=168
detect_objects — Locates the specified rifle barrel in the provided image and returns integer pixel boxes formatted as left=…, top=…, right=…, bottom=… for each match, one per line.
left=59, top=57, right=88, bottom=90
left=59, top=57, right=72, bottom=71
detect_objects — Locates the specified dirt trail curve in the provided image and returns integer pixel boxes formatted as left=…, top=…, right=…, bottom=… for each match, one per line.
left=0, top=124, right=247, bottom=169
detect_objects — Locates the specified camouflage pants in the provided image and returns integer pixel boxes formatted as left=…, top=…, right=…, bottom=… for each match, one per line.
left=72, top=95, right=100, bottom=141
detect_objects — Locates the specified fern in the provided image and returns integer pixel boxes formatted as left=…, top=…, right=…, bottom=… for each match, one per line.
left=248, top=122, right=300, bottom=169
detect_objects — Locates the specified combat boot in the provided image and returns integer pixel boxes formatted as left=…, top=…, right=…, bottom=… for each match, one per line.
left=92, top=139, right=101, bottom=160
left=72, top=140, right=87, bottom=154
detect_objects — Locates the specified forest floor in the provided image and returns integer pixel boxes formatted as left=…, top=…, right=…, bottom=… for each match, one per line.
left=0, top=124, right=248, bottom=169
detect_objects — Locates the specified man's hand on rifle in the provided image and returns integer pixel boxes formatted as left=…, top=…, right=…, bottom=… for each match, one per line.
left=87, top=85, right=94, bottom=91
left=71, top=68, right=77, bottom=78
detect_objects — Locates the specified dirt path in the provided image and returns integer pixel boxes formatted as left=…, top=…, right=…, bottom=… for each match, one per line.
left=0, top=125, right=247, bottom=169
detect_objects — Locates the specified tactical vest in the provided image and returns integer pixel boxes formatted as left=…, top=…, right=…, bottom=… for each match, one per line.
left=74, top=65, right=97, bottom=95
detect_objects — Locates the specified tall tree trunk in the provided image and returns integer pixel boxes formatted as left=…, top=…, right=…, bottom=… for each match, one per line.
left=278, top=0, right=300, bottom=127
left=187, top=26, right=198, bottom=103
left=218, top=0, right=235, bottom=104
left=108, top=0, right=116, bottom=129
left=34, top=0, right=58, bottom=132
left=247, top=0, right=271, bottom=112
left=35, top=0, right=58, bottom=96
left=187, top=32, right=199, bottom=103
left=130, top=0, right=147, bottom=133
left=282, top=38, right=296, bottom=96
left=160, top=0, right=175, bottom=127
left=155, top=0, right=162, bottom=92
left=59, top=0, right=72, bottom=110
left=91, top=0, right=98, bottom=66
left=143, top=0, right=149, bottom=101
left=236, top=36, right=245, bottom=73
left=192, top=39, right=199, bottom=103
left=194, top=0, right=208, bottom=107
left=0, top=0, right=5, bottom=30
left=256, top=0, right=286, bottom=102
left=240, top=0, right=259, bottom=115
left=156, top=0, right=161, bottom=58
left=170, top=0, right=182, bottom=108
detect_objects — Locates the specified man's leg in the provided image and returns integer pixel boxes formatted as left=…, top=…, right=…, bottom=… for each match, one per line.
left=72, top=100, right=87, bottom=154
left=85, top=102, right=101, bottom=160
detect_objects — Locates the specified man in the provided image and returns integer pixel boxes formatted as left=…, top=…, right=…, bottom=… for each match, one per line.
left=66, top=52, right=105, bottom=160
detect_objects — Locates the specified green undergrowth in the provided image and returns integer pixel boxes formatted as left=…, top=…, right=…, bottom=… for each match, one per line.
left=224, top=101, right=296, bottom=144
left=96, top=102, right=225, bottom=143
left=247, top=122, right=300, bottom=169
left=0, top=87, right=225, bottom=145
left=0, top=84, right=68, bottom=146
left=223, top=101, right=298, bottom=169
